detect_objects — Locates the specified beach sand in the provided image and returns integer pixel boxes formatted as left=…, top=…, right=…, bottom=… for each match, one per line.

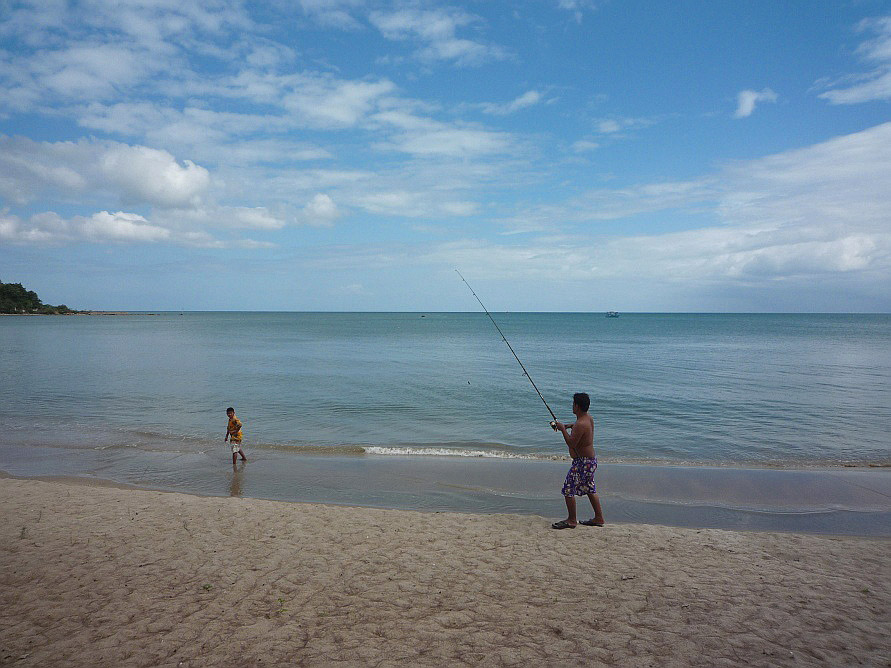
left=1, top=477, right=887, bottom=667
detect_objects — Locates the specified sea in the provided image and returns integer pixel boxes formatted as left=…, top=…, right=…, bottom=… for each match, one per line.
left=2, top=312, right=889, bottom=535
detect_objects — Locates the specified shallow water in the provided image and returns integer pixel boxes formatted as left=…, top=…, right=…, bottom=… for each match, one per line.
left=2, top=312, right=889, bottom=534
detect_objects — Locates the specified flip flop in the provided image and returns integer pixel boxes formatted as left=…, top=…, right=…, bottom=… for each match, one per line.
left=579, top=519, right=605, bottom=527
left=551, top=520, right=576, bottom=529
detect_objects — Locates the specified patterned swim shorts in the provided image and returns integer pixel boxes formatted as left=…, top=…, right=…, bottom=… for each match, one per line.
left=230, top=441, right=243, bottom=454
left=562, top=457, right=597, bottom=497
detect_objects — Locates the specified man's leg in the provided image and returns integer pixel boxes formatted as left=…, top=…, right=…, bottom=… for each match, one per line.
left=239, top=449, right=247, bottom=461
left=586, top=493, right=605, bottom=524
left=563, top=496, right=578, bottom=526
left=232, top=451, right=237, bottom=465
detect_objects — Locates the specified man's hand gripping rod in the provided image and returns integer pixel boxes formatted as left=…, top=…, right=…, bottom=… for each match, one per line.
left=456, top=269, right=559, bottom=430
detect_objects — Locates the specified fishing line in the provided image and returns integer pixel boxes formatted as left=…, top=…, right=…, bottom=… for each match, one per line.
left=456, top=269, right=559, bottom=430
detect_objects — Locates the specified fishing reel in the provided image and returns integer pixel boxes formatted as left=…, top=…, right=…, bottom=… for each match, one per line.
left=550, top=420, right=558, bottom=431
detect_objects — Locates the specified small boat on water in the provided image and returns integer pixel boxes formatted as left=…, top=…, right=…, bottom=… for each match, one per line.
left=606, top=311, right=619, bottom=318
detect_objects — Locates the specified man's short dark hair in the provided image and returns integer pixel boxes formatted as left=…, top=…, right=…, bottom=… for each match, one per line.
left=573, top=393, right=590, bottom=412
left=226, top=407, right=235, bottom=413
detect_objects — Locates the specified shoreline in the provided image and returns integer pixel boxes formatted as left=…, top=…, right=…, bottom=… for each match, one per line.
left=0, top=311, right=159, bottom=316
left=3, top=450, right=890, bottom=537
left=1, top=476, right=887, bottom=666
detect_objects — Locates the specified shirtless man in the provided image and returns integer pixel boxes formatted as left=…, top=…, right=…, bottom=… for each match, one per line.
left=551, top=392, right=605, bottom=529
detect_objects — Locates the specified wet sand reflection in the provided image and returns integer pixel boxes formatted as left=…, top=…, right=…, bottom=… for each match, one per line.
left=229, top=461, right=245, bottom=497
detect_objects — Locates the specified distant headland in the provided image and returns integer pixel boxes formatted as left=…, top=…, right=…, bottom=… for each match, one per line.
left=0, top=280, right=153, bottom=315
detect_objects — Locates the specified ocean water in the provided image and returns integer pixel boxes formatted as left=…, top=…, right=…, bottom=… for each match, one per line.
left=2, top=312, right=889, bottom=534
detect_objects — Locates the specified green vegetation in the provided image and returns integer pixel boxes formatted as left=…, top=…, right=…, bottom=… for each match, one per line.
left=0, top=281, right=77, bottom=314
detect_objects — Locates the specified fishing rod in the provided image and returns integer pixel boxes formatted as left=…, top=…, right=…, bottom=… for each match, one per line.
left=456, top=269, right=559, bottom=430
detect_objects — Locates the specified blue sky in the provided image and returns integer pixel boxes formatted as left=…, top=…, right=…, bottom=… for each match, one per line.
left=1, top=0, right=889, bottom=311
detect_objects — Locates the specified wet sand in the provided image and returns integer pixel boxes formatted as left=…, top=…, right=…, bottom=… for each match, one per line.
left=3, top=444, right=889, bottom=536
left=1, top=477, right=888, bottom=667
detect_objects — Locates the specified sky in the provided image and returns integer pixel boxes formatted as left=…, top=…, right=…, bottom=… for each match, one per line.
left=1, top=0, right=890, bottom=312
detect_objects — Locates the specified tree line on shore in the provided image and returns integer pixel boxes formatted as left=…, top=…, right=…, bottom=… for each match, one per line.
left=0, top=281, right=77, bottom=314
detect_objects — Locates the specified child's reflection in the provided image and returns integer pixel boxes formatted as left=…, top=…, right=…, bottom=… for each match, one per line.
left=229, top=460, right=245, bottom=497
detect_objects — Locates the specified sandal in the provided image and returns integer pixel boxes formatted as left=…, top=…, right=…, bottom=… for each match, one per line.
left=579, top=519, right=604, bottom=527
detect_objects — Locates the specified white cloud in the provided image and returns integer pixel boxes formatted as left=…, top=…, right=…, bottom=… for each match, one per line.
left=494, top=122, right=891, bottom=282
left=298, top=0, right=364, bottom=30
left=594, top=117, right=657, bottom=135
left=0, top=136, right=209, bottom=208
left=245, top=42, right=298, bottom=69
left=369, top=7, right=508, bottom=66
left=0, top=211, right=59, bottom=243
left=819, top=16, right=891, bottom=104
left=36, top=44, right=154, bottom=99
left=480, top=90, right=542, bottom=115
left=81, top=211, right=171, bottom=242
left=100, top=145, right=209, bottom=208
left=571, top=139, right=600, bottom=152
left=734, top=88, right=778, bottom=118
left=300, top=193, right=341, bottom=226
left=0, top=208, right=274, bottom=247
left=0, top=0, right=252, bottom=113
left=556, top=0, right=601, bottom=24
left=0, top=210, right=169, bottom=244
left=189, top=139, right=333, bottom=167
left=371, top=109, right=513, bottom=158
left=501, top=178, right=715, bottom=232
left=197, top=206, right=287, bottom=230
left=719, top=121, right=891, bottom=233
left=355, top=191, right=477, bottom=218
left=283, top=77, right=396, bottom=128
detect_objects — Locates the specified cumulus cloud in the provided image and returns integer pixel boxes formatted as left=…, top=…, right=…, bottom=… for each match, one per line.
left=100, top=145, right=209, bottom=208
left=734, top=88, right=778, bottom=118
left=818, top=16, right=891, bottom=104
left=0, top=136, right=209, bottom=208
left=80, top=211, right=171, bottom=242
left=0, top=210, right=169, bottom=244
left=300, top=194, right=341, bottom=226
left=0, top=136, right=303, bottom=246
left=0, top=209, right=273, bottom=247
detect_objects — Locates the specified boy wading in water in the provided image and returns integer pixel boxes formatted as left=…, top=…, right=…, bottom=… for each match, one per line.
left=552, top=392, right=605, bottom=529
left=225, top=407, right=247, bottom=465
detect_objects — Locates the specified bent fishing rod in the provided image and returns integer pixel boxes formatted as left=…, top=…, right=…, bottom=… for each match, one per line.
left=456, top=269, right=559, bottom=430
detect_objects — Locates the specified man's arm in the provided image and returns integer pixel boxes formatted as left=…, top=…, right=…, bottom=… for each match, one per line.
left=554, top=421, right=582, bottom=457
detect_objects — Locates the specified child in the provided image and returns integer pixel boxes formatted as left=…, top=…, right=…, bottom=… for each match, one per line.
left=225, top=407, right=247, bottom=464
left=551, top=392, right=605, bottom=529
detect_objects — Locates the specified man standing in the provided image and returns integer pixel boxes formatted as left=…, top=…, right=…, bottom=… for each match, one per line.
left=551, top=392, right=605, bottom=529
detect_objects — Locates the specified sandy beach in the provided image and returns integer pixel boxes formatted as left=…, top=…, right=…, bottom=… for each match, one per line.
left=1, top=477, right=888, bottom=667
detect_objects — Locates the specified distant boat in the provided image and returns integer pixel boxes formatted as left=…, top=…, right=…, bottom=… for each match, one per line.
left=606, top=311, right=619, bottom=318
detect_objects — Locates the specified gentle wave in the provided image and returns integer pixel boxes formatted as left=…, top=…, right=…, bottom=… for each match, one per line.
left=362, top=446, right=564, bottom=460
left=72, top=439, right=891, bottom=467
left=249, top=442, right=567, bottom=461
